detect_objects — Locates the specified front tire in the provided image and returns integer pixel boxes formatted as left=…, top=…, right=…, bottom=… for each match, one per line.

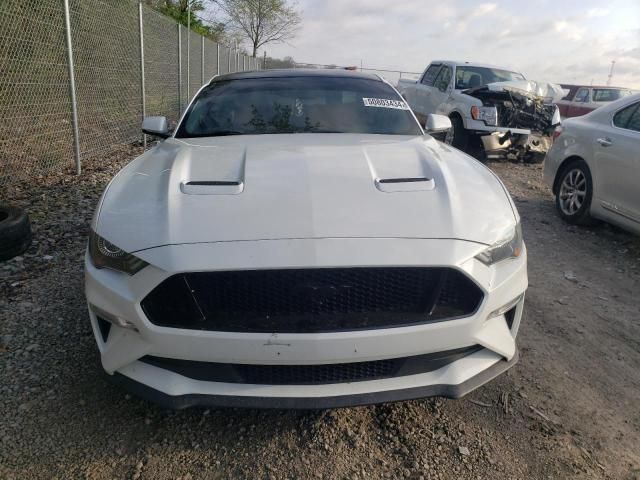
left=555, top=159, right=593, bottom=225
left=444, top=115, right=469, bottom=151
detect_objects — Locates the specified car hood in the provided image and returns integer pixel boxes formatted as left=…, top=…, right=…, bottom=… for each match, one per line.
left=95, top=134, right=517, bottom=252
left=465, top=80, right=567, bottom=104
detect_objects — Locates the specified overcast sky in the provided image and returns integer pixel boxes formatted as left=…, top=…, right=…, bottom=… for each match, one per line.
left=263, top=0, right=640, bottom=89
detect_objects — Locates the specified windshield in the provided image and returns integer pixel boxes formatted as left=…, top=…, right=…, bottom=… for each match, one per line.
left=175, top=76, right=422, bottom=138
left=455, top=66, right=525, bottom=90
left=592, top=88, right=633, bottom=102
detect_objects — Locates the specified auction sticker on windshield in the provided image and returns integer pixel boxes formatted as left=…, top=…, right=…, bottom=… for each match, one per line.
left=362, top=98, right=410, bottom=110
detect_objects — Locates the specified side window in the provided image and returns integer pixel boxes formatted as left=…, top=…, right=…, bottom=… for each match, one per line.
left=613, top=103, right=639, bottom=129
left=561, top=87, right=577, bottom=101
left=625, top=104, right=640, bottom=132
left=420, top=65, right=441, bottom=86
left=574, top=88, right=590, bottom=103
left=433, top=66, right=452, bottom=92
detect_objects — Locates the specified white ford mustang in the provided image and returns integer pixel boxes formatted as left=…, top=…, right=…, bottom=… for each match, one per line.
left=85, top=69, right=527, bottom=409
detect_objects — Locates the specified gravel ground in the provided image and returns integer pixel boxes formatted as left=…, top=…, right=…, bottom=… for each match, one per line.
left=1, top=149, right=639, bottom=480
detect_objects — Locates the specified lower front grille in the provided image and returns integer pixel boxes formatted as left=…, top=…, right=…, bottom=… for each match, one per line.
left=140, top=346, right=482, bottom=385
left=140, top=267, right=484, bottom=333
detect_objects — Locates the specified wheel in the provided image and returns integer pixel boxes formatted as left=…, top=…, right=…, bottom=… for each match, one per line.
left=444, top=115, right=469, bottom=151
left=0, top=204, right=32, bottom=261
left=555, top=160, right=593, bottom=225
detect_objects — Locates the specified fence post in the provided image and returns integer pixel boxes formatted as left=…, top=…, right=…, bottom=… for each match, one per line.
left=178, top=24, right=182, bottom=114
left=186, top=11, right=190, bottom=99
left=216, top=43, right=220, bottom=75
left=138, top=1, right=146, bottom=149
left=201, top=36, right=205, bottom=85
left=62, top=0, right=81, bottom=175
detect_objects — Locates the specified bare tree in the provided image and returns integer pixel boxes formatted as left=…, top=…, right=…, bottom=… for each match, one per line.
left=215, top=0, right=301, bottom=57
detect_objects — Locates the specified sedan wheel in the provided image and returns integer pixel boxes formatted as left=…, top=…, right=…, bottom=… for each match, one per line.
left=555, top=160, right=593, bottom=225
left=558, top=169, right=587, bottom=215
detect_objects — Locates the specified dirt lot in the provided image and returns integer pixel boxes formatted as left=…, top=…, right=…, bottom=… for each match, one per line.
left=1, top=150, right=639, bottom=480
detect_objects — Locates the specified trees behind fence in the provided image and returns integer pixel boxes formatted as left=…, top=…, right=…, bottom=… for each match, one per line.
left=0, top=0, right=262, bottom=186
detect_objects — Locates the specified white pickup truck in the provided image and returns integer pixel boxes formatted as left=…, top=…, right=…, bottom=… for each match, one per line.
left=397, top=60, right=562, bottom=162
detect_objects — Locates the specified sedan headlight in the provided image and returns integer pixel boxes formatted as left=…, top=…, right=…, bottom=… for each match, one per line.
left=88, top=230, right=148, bottom=275
left=471, top=106, right=498, bottom=126
left=475, top=222, right=523, bottom=265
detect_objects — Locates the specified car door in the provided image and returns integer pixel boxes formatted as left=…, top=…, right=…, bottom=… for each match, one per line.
left=426, top=65, right=453, bottom=115
left=408, top=63, right=441, bottom=122
left=567, top=88, right=592, bottom=117
left=593, top=101, right=640, bottom=225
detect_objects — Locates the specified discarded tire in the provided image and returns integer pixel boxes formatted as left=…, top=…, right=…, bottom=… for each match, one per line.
left=0, top=204, right=32, bottom=261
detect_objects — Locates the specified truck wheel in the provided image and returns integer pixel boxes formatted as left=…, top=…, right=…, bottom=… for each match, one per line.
left=444, top=115, right=469, bottom=151
left=0, top=204, right=32, bottom=261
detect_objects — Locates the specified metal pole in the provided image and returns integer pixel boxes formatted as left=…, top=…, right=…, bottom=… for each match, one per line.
left=263, top=51, right=267, bottom=70
left=201, top=36, right=205, bottom=85
left=187, top=1, right=190, bottom=98
left=138, top=1, right=147, bottom=149
left=216, top=43, right=220, bottom=75
left=178, top=24, right=182, bottom=113
left=227, top=45, right=231, bottom=73
left=63, top=0, right=81, bottom=175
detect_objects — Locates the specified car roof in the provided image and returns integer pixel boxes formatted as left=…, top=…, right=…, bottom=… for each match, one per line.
left=432, top=60, right=521, bottom=72
left=585, top=92, right=640, bottom=121
left=561, top=84, right=631, bottom=90
left=211, top=68, right=383, bottom=83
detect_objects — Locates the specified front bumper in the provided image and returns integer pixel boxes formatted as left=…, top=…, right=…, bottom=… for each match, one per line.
left=107, top=350, right=519, bottom=409
left=85, top=238, right=527, bottom=409
left=464, top=117, right=531, bottom=136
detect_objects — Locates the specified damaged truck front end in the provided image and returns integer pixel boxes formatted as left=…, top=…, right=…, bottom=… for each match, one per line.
left=465, top=81, right=563, bottom=163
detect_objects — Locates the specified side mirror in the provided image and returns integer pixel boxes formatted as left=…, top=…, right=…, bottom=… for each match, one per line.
left=424, top=114, right=452, bottom=133
left=142, top=116, right=170, bottom=138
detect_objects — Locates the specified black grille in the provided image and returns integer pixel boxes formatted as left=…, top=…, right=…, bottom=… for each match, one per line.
left=140, top=346, right=482, bottom=385
left=141, top=267, right=483, bottom=333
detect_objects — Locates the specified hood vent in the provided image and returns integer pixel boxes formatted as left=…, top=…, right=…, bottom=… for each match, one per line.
left=180, top=180, right=244, bottom=195
left=378, top=177, right=431, bottom=184
left=375, top=176, right=435, bottom=193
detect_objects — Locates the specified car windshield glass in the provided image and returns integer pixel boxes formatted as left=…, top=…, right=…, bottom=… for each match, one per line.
left=592, top=89, right=633, bottom=102
left=455, top=67, right=525, bottom=89
left=175, top=76, right=422, bottom=138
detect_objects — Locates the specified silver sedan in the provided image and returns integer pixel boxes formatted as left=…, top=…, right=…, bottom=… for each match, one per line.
left=544, top=93, right=640, bottom=234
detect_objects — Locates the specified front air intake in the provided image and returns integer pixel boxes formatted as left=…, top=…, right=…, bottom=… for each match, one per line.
left=140, top=267, right=484, bottom=333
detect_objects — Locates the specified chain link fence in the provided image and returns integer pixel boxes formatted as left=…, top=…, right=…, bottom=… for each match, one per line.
left=0, top=0, right=261, bottom=187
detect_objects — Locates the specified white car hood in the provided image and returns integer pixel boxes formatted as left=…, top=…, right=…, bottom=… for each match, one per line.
left=95, top=134, right=517, bottom=252
left=483, top=80, right=567, bottom=104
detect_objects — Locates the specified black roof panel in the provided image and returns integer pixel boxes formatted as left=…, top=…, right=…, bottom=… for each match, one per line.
left=211, top=68, right=382, bottom=83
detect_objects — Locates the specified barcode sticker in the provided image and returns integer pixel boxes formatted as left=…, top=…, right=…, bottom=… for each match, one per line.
left=362, top=98, right=410, bottom=110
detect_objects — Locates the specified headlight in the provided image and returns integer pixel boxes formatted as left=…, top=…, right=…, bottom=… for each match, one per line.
left=475, top=222, right=523, bottom=265
left=88, top=230, right=148, bottom=275
left=471, top=106, right=498, bottom=126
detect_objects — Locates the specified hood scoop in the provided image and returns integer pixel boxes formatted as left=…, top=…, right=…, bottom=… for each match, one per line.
left=179, top=144, right=246, bottom=195
left=365, top=144, right=436, bottom=193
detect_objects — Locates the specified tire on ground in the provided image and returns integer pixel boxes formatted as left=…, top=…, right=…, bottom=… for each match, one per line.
left=554, top=159, right=594, bottom=226
left=0, top=204, right=32, bottom=261
left=447, top=114, right=469, bottom=152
